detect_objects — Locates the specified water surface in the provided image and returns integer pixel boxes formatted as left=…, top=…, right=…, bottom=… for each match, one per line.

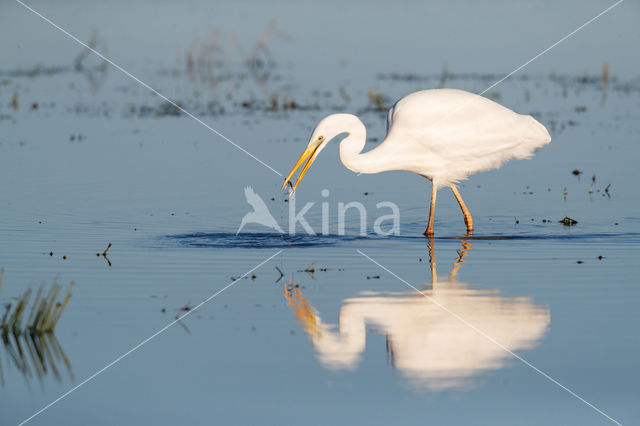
left=1, top=0, right=640, bottom=424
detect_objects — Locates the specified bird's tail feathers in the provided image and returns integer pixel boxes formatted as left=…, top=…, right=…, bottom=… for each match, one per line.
left=524, top=115, right=551, bottom=146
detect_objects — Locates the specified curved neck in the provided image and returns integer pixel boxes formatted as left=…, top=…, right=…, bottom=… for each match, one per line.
left=334, top=115, right=387, bottom=174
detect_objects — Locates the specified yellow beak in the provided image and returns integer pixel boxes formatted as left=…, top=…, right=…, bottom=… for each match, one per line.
left=281, top=140, right=322, bottom=194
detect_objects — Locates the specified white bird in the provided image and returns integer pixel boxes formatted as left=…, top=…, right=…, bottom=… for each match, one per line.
left=281, top=89, right=551, bottom=235
left=236, top=186, right=283, bottom=234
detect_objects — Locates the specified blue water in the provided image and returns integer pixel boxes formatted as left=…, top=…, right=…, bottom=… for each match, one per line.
left=1, top=0, right=640, bottom=424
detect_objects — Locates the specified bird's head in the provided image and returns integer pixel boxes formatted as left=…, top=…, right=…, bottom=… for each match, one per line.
left=281, top=114, right=353, bottom=194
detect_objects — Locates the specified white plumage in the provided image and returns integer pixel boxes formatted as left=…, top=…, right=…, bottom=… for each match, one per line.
left=382, top=89, right=551, bottom=184
left=282, top=88, right=551, bottom=235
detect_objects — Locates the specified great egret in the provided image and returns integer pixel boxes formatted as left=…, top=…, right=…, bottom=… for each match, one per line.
left=281, top=89, right=551, bottom=235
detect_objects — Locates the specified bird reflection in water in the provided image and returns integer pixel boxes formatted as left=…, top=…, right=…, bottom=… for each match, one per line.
left=284, top=239, right=550, bottom=391
left=0, top=332, right=73, bottom=389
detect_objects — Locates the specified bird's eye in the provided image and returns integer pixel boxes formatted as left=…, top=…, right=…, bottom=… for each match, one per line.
left=318, top=136, right=324, bottom=141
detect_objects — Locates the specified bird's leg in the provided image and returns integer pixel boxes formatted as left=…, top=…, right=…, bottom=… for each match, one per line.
left=424, top=182, right=437, bottom=236
left=450, top=184, right=473, bottom=234
left=427, top=235, right=436, bottom=286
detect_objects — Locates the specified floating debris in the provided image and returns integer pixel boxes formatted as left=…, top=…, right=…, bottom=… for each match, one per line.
left=297, top=263, right=316, bottom=279
left=283, top=100, right=297, bottom=110
left=572, top=169, right=582, bottom=177
left=559, top=216, right=578, bottom=226
left=174, top=302, right=192, bottom=333
left=366, top=275, right=380, bottom=280
left=11, top=92, right=18, bottom=109
left=96, top=242, right=112, bottom=266
left=298, top=263, right=315, bottom=274
left=177, top=303, right=191, bottom=315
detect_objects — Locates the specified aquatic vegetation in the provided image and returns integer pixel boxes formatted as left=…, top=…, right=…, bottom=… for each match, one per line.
left=0, top=331, right=73, bottom=388
left=367, top=89, right=387, bottom=112
left=602, top=62, right=609, bottom=87
left=0, top=271, right=74, bottom=387
left=0, top=271, right=74, bottom=336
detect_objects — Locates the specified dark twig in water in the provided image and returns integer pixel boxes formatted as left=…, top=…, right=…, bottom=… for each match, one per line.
left=297, top=263, right=316, bottom=279
left=102, top=242, right=112, bottom=256
left=174, top=303, right=192, bottom=334
left=275, top=266, right=285, bottom=283
left=176, top=319, right=191, bottom=334
left=96, top=242, right=112, bottom=266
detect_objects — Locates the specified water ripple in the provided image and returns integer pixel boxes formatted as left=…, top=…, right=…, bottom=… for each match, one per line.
left=162, top=232, right=373, bottom=249
left=158, top=230, right=640, bottom=249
